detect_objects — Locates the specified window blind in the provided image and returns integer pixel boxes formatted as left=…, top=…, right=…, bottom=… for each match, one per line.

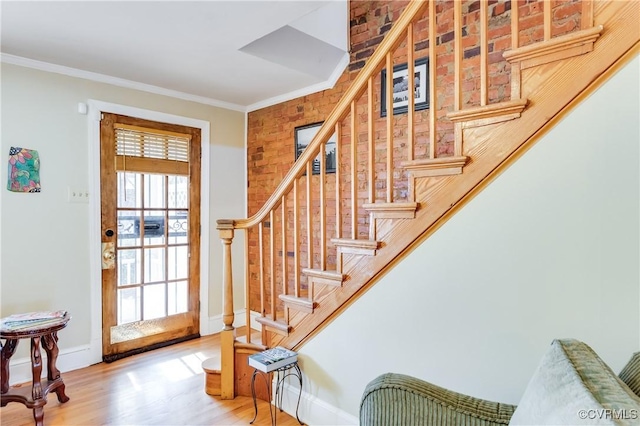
left=114, top=123, right=191, bottom=175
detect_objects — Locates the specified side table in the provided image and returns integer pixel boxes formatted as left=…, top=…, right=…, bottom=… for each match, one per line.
left=1, top=313, right=71, bottom=426
left=250, top=361, right=304, bottom=426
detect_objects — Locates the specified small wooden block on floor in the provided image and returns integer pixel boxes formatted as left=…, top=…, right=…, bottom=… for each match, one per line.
left=202, top=357, right=221, bottom=396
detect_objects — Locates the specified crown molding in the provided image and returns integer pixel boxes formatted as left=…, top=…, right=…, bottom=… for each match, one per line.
left=2, top=51, right=350, bottom=114
left=0, top=53, right=246, bottom=112
left=246, top=51, right=349, bottom=112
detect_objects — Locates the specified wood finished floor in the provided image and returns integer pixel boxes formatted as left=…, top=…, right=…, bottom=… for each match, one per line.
left=0, top=333, right=301, bottom=426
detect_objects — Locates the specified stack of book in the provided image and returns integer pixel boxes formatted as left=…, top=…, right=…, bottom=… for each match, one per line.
left=1, top=310, right=67, bottom=331
left=248, top=346, right=298, bottom=373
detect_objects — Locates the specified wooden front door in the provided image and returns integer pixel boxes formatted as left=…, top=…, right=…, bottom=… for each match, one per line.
left=100, top=113, right=201, bottom=361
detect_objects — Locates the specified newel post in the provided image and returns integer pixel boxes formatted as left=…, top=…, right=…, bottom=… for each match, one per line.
left=217, top=219, right=236, bottom=399
left=218, top=219, right=236, bottom=330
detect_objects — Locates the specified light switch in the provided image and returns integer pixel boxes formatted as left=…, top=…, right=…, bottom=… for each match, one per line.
left=67, top=186, right=89, bottom=203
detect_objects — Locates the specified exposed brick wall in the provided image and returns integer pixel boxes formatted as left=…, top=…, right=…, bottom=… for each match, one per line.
left=245, top=0, right=582, bottom=313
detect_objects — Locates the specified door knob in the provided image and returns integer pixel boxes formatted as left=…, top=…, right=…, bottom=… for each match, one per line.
left=101, top=242, right=116, bottom=270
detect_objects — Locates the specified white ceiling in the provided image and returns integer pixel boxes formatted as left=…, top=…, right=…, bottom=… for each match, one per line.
left=0, top=1, right=349, bottom=112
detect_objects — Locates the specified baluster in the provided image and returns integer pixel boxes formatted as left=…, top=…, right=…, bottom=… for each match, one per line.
left=429, top=0, right=437, bottom=159
left=582, top=0, right=594, bottom=29
left=244, top=230, right=251, bottom=343
left=454, top=0, right=462, bottom=111
left=320, top=140, right=326, bottom=271
left=306, top=162, right=313, bottom=270
left=258, top=222, right=265, bottom=316
left=269, top=210, right=275, bottom=321
left=511, top=0, right=519, bottom=49
left=407, top=23, right=415, bottom=161
left=281, top=196, right=289, bottom=324
left=281, top=195, right=288, bottom=299
left=544, top=0, right=552, bottom=41
left=368, top=77, right=374, bottom=205
left=294, top=177, right=300, bottom=297
left=385, top=53, right=394, bottom=202
left=480, top=0, right=489, bottom=106
left=511, top=0, right=521, bottom=100
left=335, top=122, right=342, bottom=240
left=351, top=101, right=358, bottom=238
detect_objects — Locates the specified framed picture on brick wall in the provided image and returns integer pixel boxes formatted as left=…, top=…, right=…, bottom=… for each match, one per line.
left=294, top=122, right=336, bottom=175
left=381, top=57, right=429, bottom=117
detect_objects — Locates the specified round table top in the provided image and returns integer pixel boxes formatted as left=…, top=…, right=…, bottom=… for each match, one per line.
left=0, top=312, right=70, bottom=338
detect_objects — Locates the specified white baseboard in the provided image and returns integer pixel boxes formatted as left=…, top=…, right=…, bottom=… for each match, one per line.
left=249, top=310, right=263, bottom=332
left=278, top=382, right=358, bottom=426
left=206, top=309, right=263, bottom=335
left=9, top=312, right=263, bottom=385
left=8, top=344, right=95, bottom=386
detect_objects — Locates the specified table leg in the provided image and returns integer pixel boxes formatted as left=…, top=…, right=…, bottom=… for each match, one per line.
left=293, top=364, right=303, bottom=425
left=1, top=339, right=19, bottom=395
left=33, top=405, right=44, bottom=426
left=42, top=332, right=69, bottom=403
left=250, top=369, right=259, bottom=424
left=30, top=337, right=44, bottom=401
left=30, top=337, right=46, bottom=426
left=277, top=365, right=303, bottom=425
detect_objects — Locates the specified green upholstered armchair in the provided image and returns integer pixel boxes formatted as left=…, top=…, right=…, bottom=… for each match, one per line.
left=359, top=373, right=516, bottom=426
left=360, top=341, right=640, bottom=426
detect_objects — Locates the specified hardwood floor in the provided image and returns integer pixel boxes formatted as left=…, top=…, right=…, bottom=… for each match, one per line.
left=0, top=333, right=302, bottom=426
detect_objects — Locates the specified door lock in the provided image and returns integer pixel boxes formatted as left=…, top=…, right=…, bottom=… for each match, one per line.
left=102, top=242, right=115, bottom=270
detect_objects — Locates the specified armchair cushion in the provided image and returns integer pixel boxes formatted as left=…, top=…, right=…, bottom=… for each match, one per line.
left=360, top=372, right=516, bottom=426
left=619, top=352, right=640, bottom=398
left=509, top=339, right=640, bottom=425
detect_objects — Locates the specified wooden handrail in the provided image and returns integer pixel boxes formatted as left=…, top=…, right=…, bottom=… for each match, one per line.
left=217, top=0, right=430, bottom=231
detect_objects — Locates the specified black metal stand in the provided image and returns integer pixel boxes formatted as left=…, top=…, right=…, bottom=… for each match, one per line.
left=250, top=361, right=303, bottom=426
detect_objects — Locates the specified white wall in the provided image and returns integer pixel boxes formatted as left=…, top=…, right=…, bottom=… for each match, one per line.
left=0, top=64, right=247, bottom=371
left=294, top=56, right=640, bottom=424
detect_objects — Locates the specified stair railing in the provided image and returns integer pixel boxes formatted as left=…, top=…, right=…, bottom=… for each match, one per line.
left=217, top=0, right=430, bottom=343
left=216, top=0, right=597, bottom=399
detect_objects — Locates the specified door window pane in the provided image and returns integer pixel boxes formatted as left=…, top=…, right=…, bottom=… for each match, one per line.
left=118, top=249, right=141, bottom=286
left=117, top=287, right=141, bottom=324
left=168, top=210, right=188, bottom=244
left=168, top=281, right=188, bottom=315
left=144, top=284, right=166, bottom=320
left=168, top=175, right=188, bottom=209
left=144, top=247, right=165, bottom=283
left=144, top=174, right=166, bottom=208
left=117, top=210, right=141, bottom=247
left=168, top=246, right=189, bottom=280
left=117, top=172, right=142, bottom=208
left=143, top=210, right=166, bottom=246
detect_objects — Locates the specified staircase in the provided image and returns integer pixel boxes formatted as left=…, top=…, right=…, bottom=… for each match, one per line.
left=212, top=0, right=639, bottom=400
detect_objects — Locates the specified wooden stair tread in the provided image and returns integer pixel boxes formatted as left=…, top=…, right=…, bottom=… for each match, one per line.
left=401, top=156, right=470, bottom=178
left=331, top=238, right=380, bottom=256
left=279, top=294, right=316, bottom=314
left=234, top=340, right=266, bottom=352
left=446, top=99, right=528, bottom=126
left=201, top=356, right=221, bottom=373
left=255, top=316, right=291, bottom=336
left=302, top=268, right=345, bottom=287
left=202, top=356, right=222, bottom=396
left=503, top=25, right=604, bottom=69
left=363, top=202, right=419, bottom=219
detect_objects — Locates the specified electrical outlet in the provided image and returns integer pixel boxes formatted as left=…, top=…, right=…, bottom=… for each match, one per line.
left=68, top=187, right=89, bottom=203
